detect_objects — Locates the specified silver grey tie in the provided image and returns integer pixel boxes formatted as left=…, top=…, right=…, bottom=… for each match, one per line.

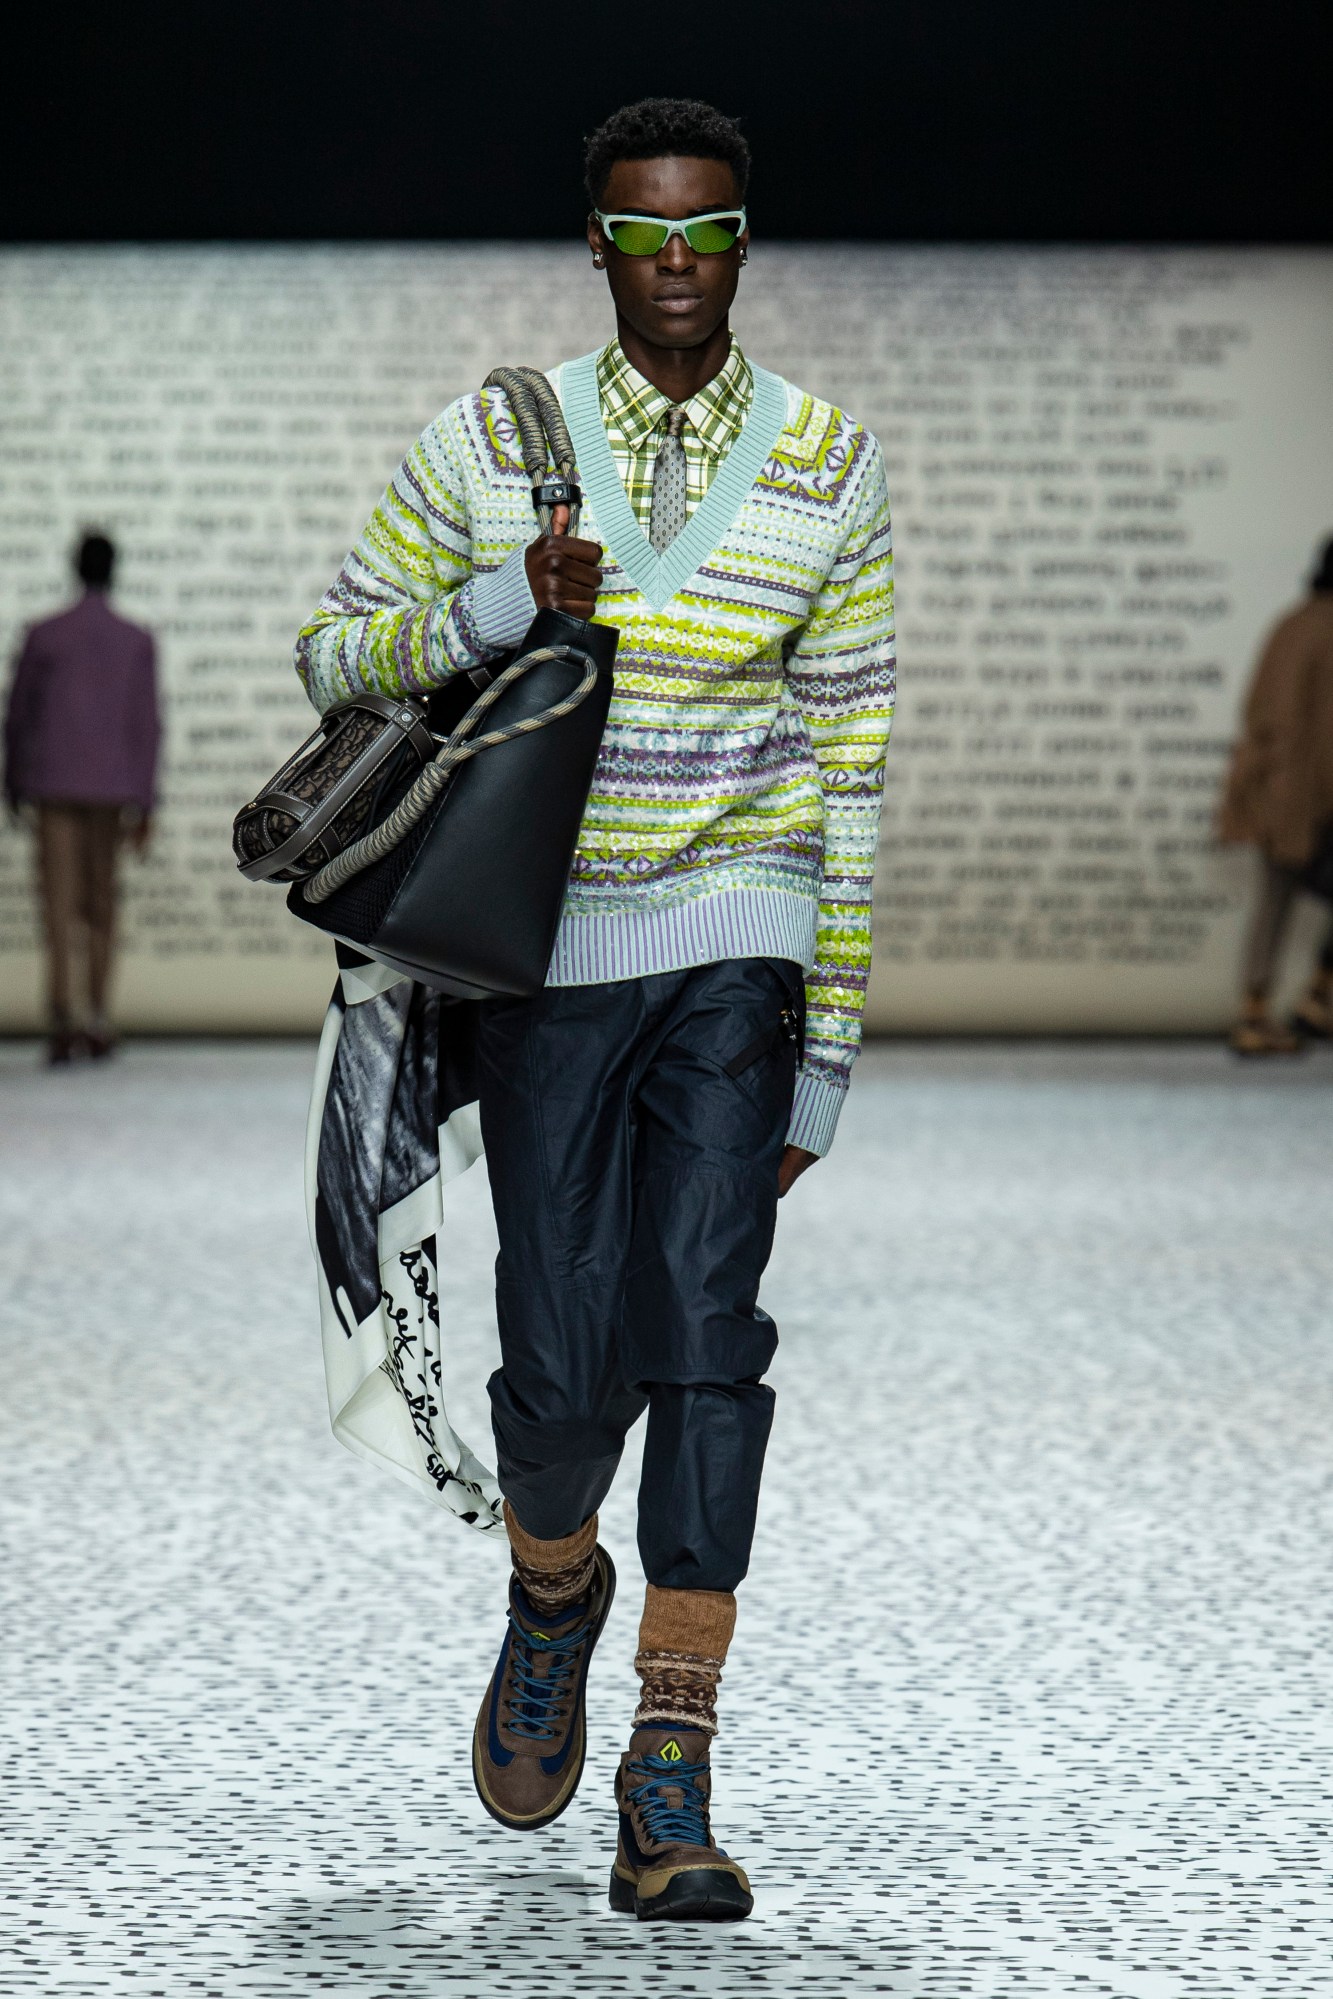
left=648, top=407, right=688, bottom=553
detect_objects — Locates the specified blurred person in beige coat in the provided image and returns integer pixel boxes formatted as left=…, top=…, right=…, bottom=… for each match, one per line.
left=1219, top=537, right=1333, bottom=1054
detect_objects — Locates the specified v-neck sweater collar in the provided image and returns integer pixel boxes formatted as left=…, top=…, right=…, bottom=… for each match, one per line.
left=556, top=349, right=790, bottom=615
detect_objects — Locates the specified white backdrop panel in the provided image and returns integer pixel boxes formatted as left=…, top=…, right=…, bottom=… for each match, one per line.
left=1, top=246, right=1330, bottom=1030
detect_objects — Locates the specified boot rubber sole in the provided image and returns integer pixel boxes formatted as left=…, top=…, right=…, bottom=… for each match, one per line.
left=608, top=1863, right=754, bottom=1921
left=471, top=1546, right=616, bottom=1833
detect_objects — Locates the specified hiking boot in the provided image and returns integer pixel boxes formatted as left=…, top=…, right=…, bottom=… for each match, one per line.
left=608, top=1727, right=753, bottom=1921
left=471, top=1544, right=615, bottom=1831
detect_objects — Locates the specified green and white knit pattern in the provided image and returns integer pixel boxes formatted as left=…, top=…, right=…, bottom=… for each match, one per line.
left=296, top=351, right=895, bottom=1155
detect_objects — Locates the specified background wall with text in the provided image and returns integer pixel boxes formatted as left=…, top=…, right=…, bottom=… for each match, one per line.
left=2, top=245, right=1330, bottom=1031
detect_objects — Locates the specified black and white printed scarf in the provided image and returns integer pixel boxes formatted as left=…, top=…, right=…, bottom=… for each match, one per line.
left=305, top=945, right=505, bottom=1538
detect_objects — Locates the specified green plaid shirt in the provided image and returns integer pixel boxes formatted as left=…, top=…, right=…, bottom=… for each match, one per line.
left=596, top=335, right=755, bottom=530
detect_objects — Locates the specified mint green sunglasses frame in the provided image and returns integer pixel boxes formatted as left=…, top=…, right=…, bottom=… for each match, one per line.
left=594, top=208, right=749, bottom=256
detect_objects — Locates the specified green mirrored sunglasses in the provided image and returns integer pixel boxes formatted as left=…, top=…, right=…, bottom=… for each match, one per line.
left=595, top=208, right=748, bottom=256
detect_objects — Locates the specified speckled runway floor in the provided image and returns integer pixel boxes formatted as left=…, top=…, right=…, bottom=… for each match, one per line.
left=2, top=1037, right=1331, bottom=1997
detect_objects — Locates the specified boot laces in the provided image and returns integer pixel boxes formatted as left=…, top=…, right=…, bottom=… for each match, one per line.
left=627, top=1751, right=712, bottom=1848
left=504, top=1613, right=591, bottom=1740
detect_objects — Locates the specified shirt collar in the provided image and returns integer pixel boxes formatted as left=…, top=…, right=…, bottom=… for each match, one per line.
left=597, top=334, right=753, bottom=455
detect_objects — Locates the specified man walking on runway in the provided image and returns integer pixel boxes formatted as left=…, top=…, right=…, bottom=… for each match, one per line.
left=297, top=97, right=895, bottom=1919
left=4, top=532, right=159, bottom=1063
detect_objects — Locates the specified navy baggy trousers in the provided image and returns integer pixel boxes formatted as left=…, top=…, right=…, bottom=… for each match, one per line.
left=475, top=956, right=804, bottom=1593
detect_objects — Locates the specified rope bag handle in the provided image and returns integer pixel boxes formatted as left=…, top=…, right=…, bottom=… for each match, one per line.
left=302, top=369, right=596, bottom=906
left=483, top=366, right=583, bottom=535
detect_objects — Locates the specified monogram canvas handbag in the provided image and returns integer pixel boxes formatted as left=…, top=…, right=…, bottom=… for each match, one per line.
left=232, top=368, right=617, bottom=999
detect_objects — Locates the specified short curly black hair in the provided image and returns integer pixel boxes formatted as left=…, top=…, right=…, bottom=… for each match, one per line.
left=76, top=532, right=115, bottom=587
left=583, top=97, right=750, bottom=209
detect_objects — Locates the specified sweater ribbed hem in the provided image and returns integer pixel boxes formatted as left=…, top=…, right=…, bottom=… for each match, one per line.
left=787, top=1070, right=846, bottom=1158
left=545, top=883, right=818, bottom=988
left=467, top=545, right=536, bottom=656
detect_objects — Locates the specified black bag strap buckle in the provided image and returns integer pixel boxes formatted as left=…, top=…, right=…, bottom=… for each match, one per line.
left=532, top=476, right=582, bottom=513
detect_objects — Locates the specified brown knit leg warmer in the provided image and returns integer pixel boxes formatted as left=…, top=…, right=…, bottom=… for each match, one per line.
left=503, top=1502, right=598, bottom=1615
left=633, top=1585, right=737, bottom=1737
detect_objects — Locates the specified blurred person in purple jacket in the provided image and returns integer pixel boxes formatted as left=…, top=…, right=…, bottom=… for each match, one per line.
left=3, top=532, right=160, bottom=1063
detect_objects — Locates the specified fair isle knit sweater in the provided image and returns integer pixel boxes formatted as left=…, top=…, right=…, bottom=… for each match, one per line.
left=295, top=347, right=896, bottom=1155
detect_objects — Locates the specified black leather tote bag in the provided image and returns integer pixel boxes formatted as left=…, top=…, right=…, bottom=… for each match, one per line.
left=235, top=363, right=617, bottom=999
left=287, top=605, right=616, bottom=999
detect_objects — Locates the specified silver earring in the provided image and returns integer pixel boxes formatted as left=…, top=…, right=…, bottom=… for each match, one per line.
left=592, top=253, right=605, bottom=267
left=739, top=249, right=748, bottom=266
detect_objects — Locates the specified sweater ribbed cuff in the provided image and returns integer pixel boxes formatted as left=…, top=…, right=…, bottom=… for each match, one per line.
left=467, top=545, right=536, bottom=655
left=786, top=1068, right=847, bottom=1157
